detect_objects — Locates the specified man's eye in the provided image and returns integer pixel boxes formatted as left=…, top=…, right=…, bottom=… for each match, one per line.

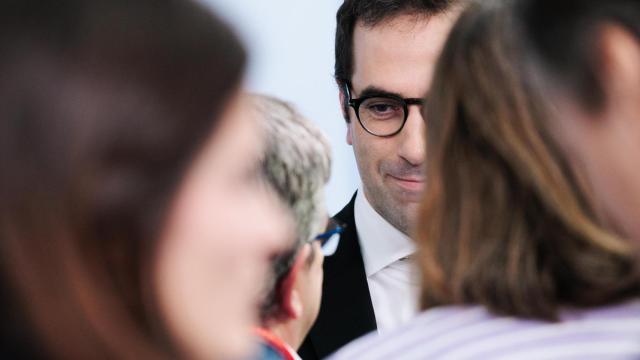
left=369, top=104, right=395, bottom=113
left=364, top=102, right=402, bottom=119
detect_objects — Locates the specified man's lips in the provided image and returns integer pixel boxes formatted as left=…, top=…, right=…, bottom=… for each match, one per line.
left=387, top=174, right=426, bottom=192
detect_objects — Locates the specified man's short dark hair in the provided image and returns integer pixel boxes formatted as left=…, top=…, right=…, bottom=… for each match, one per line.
left=335, top=0, right=458, bottom=120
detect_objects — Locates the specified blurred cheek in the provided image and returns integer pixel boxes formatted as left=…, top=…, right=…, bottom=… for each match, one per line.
left=312, top=241, right=325, bottom=270
left=152, top=93, right=292, bottom=358
left=307, top=242, right=324, bottom=320
left=154, top=167, right=290, bottom=359
left=153, top=182, right=254, bottom=358
left=307, top=242, right=324, bottom=298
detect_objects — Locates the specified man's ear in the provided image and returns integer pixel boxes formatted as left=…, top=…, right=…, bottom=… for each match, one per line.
left=279, top=245, right=310, bottom=320
left=338, top=84, right=354, bottom=145
left=338, top=85, right=349, bottom=120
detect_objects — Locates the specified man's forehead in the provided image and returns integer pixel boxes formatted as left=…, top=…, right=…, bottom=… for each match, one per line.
left=351, top=12, right=457, bottom=98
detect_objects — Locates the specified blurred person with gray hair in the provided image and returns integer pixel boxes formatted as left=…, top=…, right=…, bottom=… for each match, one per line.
left=249, top=94, right=341, bottom=360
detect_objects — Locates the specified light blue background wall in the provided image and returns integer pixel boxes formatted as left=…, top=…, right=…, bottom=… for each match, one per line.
left=201, top=0, right=359, bottom=214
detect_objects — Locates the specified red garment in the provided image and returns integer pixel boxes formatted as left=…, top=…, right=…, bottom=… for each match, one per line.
left=254, top=327, right=296, bottom=360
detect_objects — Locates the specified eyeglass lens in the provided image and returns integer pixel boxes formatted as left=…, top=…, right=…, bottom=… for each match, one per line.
left=357, top=97, right=405, bottom=136
left=315, top=219, right=344, bottom=256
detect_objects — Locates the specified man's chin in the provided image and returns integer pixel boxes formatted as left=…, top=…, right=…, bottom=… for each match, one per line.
left=389, top=186, right=424, bottom=205
left=369, top=195, right=419, bottom=236
left=399, top=191, right=424, bottom=204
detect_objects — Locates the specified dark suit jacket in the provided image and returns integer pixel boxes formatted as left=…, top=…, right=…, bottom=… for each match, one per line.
left=298, top=193, right=377, bottom=360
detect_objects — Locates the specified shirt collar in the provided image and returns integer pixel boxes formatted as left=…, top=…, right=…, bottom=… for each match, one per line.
left=354, top=188, right=416, bottom=277
left=285, top=343, right=303, bottom=360
left=254, top=327, right=300, bottom=360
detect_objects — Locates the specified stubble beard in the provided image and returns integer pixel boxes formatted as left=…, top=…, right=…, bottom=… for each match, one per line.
left=364, top=185, right=417, bottom=237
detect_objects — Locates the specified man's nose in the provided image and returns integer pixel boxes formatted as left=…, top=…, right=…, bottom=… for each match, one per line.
left=397, top=105, right=427, bottom=167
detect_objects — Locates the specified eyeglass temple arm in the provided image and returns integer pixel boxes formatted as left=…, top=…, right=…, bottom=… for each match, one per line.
left=314, top=226, right=345, bottom=240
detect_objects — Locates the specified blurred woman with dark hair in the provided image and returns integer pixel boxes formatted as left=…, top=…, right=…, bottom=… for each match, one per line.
left=332, top=0, right=640, bottom=358
left=0, top=0, right=288, bottom=358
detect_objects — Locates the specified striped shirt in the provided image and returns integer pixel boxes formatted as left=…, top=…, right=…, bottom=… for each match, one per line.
left=329, top=300, right=640, bottom=360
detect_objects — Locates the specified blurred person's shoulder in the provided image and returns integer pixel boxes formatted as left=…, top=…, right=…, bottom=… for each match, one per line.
left=329, top=300, right=640, bottom=360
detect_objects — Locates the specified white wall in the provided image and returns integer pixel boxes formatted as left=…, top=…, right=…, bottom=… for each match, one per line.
left=201, top=0, right=359, bottom=214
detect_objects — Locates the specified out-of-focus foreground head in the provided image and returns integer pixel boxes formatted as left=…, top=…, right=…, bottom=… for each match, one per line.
left=417, top=0, right=640, bottom=321
left=518, top=0, right=640, bottom=245
left=0, top=0, right=289, bottom=359
left=251, top=94, right=331, bottom=337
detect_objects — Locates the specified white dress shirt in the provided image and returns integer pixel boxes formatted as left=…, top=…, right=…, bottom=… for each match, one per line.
left=354, top=189, right=420, bottom=334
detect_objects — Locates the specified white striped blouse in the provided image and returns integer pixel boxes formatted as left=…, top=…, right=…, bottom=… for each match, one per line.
left=329, top=299, right=640, bottom=360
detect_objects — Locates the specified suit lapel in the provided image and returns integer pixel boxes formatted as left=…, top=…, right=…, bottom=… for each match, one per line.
left=303, top=193, right=377, bottom=359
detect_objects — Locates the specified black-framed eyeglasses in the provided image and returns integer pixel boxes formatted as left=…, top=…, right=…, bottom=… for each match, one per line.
left=310, top=218, right=346, bottom=256
left=345, top=83, right=424, bottom=137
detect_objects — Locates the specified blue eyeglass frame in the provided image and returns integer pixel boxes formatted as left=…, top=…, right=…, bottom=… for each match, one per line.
left=312, top=219, right=346, bottom=256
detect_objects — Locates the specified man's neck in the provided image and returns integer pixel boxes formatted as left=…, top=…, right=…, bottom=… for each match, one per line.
left=355, top=189, right=417, bottom=277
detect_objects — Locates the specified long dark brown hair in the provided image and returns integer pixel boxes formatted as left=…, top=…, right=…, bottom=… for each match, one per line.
left=0, top=0, right=245, bottom=357
left=418, top=0, right=640, bottom=320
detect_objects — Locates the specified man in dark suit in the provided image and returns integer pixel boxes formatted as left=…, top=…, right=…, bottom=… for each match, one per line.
left=298, top=1, right=464, bottom=359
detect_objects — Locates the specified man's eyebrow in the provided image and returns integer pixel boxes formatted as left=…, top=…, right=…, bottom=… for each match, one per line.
left=356, top=86, right=404, bottom=99
left=355, top=86, right=425, bottom=100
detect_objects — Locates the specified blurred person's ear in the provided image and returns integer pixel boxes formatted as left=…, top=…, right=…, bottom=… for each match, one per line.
left=600, top=24, right=640, bottom=116
left=346, top=122, right=354, bottom=146
left=555, top=24, right=640, bottom=241
left=339, top=84, right=349, bottom=121
left=279, top=245, right=311, bottom=320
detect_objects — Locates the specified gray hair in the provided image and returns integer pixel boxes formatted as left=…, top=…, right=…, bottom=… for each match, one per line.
left=251, top=94, right=332, bottom=322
